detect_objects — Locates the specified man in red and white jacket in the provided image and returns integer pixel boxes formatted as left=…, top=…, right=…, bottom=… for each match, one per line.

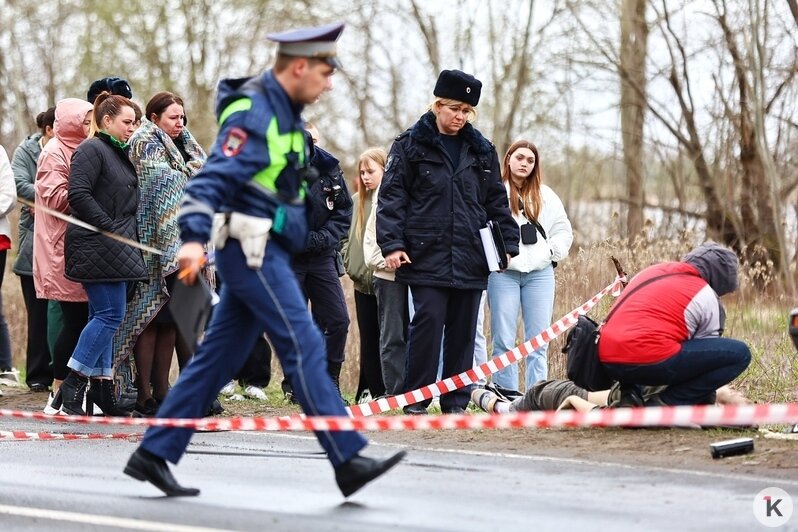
left=598, top=242, right=750, bottom=406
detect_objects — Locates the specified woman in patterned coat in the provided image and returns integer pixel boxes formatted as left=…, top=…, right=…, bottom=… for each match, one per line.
left=116, top=92, right=208, bottom=417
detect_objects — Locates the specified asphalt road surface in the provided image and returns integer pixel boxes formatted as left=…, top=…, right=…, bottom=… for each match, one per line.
left=0, top=418, right=795, bottom=531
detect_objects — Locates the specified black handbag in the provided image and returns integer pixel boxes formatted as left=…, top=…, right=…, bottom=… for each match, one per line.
left=563, top=271, right=692, bottom=391
left=563, top=315, right=612, bottom=391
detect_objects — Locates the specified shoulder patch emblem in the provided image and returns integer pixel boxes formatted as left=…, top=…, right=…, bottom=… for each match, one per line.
left=385, top=155, right=395, bottom=173
left=222, top=127, right=248, bottom=157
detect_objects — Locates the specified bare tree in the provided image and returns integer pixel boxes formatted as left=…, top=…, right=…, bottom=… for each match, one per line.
left=619, top=0, right=648, bottom=239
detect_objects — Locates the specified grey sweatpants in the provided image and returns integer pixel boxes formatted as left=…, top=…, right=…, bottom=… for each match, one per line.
left=510, top=379, right=589, bottom=411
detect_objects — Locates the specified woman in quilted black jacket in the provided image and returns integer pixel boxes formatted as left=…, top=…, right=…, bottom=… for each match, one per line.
left=60, top=92, right=147, bottom=416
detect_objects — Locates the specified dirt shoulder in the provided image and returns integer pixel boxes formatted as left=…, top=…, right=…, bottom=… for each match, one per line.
left=2, top=388, right=796, bottom=480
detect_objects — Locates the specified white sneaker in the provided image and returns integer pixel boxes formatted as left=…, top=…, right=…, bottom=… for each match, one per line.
left=219, top=380, right=236, bottom=396
left=357, top=389, right=373, bottom=405
left=0, top=368, right=21, bottom=387
left=43, top=391, right=58, bottom=415
left=243, top=385, right=267, bottom=401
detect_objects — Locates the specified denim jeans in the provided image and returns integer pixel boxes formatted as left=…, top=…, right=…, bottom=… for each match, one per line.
left=473, top=291, right=488, bottom=385
left=67, top=282, right=126, bottom=377
left=488, top=266, right=555, bottom=391
left=602, top=337, right=751, bottom=405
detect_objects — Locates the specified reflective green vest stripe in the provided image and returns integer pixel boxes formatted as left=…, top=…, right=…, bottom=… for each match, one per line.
left=217, top=98, right=253, bottom=125
left=251, top=116, right=306, bottom=194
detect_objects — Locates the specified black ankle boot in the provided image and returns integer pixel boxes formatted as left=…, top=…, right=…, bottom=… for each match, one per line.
left=60, top=372, right=89, bottom=415
left=86, top=379, right=130, bottom=417
left=327, top=361, right=349, bottom=405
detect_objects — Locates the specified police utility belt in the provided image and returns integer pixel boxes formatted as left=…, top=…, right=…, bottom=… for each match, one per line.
left=212, top=212, right=272, bottom=269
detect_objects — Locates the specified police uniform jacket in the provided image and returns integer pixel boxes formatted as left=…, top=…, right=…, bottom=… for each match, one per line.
left=377, top=111, right=519, bottom=290
left=65, top=133, right=147, bottom=282
left=178, top=71, right=310, bottom=251
left=294, top=145, right=352, bottom=262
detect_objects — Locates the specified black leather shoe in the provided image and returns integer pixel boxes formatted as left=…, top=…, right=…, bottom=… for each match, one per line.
left=616, top=387, right=644, bottom=408
left=335, top=450, right=406, bottom=497
left=403, top=404, right=427, bottom=415
left=124, top=448, right=200, bottom=497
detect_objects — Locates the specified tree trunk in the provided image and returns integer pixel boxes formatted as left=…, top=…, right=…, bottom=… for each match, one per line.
left=619, top=0, right=648, bottom=240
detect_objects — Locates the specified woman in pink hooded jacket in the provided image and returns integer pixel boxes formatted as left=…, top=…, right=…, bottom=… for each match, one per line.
left=33, top=98, right=94, bottom=411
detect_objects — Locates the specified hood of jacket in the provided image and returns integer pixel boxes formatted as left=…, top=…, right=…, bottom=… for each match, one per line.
left=310, top=145, right=340, bottom=176
left=54, top=98, right=94, bottom=151
left=408, top=110, right=494, bottom=157
left=17, top=133, right=43, bottom=162
left=682, top=241, right=738, bottom=296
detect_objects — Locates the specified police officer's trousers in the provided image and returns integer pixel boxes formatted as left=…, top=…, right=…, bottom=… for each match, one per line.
left=140, top=239, right=366, bottom=467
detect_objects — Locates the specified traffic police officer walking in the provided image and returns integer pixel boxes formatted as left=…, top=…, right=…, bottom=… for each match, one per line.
left=124, top=22, right=405, bottom=498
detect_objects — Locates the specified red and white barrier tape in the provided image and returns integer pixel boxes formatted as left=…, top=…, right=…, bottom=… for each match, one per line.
left=0, top=403, right=796, bottom=439
left=0, top=430, right=140, bottom=442
left=346, top=275, right=626, bottom=417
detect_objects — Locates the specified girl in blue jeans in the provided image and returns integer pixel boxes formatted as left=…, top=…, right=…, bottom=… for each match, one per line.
left=488, top=140, right=573, bottom=392
left=59, top=92, right=147, bottom=415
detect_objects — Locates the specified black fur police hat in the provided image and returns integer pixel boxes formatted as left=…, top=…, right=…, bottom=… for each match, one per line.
left=87, top=77, right=133, bottom=104
left=433, top=69, right=482, bottom=107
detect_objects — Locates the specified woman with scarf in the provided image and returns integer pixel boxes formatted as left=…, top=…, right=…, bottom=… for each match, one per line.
left=115, top=92, right=208, bottom=417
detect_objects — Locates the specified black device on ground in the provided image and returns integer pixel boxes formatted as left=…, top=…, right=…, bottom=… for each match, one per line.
left=709, top=437, right=754, bottom=459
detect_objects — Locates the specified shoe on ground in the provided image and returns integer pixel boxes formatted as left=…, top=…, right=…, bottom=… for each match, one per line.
left=281, top=381, right=298, bottom=405
left=43, top=390, right=63, bottom=415
left=132, top=398, right=159, bottom=418
left=205, top=398, right=224, bottom=416
left=243, top=385, right=267, bottom=401
left=0, top=369, right=21, bottom=387
left=471, top=388, right=500, bottom=413
left=335, top=450, right=406, bottom=498
left=403, top=404, right=427, bottom=415
left=442, top=406, right=466, bottom=415
left=644, top=394, right=668, bottom=407
left=357, top=389, right=373, bottom=405
left=124, top=448, right=200, bottom=497
left=219, top=380, right=236, bottom=396
left=29, top=383, right=49, bottom=393
left=615, top=388, right=644, bottom=408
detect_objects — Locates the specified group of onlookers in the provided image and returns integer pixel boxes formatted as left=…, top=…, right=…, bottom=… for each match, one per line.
left=3, top=68, right=751, bottom=417
left=5, top=77, right=215, bottom=416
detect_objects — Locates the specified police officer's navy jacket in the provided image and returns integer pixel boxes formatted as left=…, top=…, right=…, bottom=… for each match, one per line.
left=294, top=145, right=352, bottom=261
left=178, top=71, right=310, bottom=251
left=377, top=111, right=519, bottom=290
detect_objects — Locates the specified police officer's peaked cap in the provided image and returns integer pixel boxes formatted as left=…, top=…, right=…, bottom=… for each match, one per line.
left=87, top=76, right=133, bottom=104
left=267, top=21, right=345, bottom=68
left=434, top=69, right=482, bottom=107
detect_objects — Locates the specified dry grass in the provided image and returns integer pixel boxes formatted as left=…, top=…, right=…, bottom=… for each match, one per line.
left=4, top=234, right=795, bottom=404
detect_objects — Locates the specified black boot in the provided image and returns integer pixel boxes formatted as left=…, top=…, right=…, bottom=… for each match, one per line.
left=60, top=371, right=88, bottom=415
left=327, top=361, right=349, bottom=405
left=86, top=379, right=130, bottom=417
left=335, top=450, right=406, bottom=497
left=124, top=448, right=200, bottom=497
